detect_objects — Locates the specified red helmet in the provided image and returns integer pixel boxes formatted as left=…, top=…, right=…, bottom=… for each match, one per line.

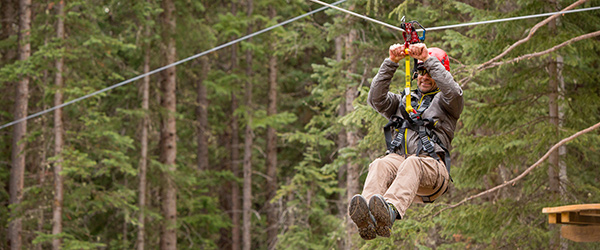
left=428, top=47, right=450, bottom=72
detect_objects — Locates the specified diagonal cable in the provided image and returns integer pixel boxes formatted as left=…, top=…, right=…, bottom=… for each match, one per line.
left=309, top=0, right=600, bottom=32
left=309, top=0, right=406, bottom=32
left=0, top=0, right=347, bottom=130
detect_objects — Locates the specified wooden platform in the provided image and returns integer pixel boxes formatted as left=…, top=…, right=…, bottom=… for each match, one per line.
left=542, top=204, right=600, bottom=242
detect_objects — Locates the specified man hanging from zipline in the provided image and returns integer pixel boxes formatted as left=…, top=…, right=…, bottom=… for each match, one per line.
left=348, top=42, right=464, bottom=240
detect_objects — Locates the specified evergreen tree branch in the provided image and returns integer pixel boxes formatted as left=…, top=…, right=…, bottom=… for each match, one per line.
left=478, top=30, right=600, bottom=71
left=477, top=0, right=588, bottom=70
left=459, top=0, right=589, bottom=87
left=434, top=121, right=600, bottom=217
left=459, top=30, right=600, bottom=87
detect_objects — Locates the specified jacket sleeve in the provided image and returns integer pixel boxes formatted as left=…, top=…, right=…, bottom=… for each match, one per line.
left=424, top=56, right=464, bottom=119
left=367, top=58, right=403, bottom=120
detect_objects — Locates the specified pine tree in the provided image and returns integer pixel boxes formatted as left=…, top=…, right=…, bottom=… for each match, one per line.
left=9, top=0, right=31, bottom=248
left=265, top=5, right=279, bottom=248
left=52, top=0, right=66, bottom=248
left=242, top=1, right=254, bottom=248
left=159, top=0, right=177, bottom=248
left=136, top=1, right=153, bottom=248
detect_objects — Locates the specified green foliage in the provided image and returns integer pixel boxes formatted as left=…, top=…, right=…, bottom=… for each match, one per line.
left=2, top=0, right=600, bottom=249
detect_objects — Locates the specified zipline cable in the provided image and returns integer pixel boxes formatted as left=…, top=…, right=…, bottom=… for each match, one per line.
left=309, top=0, right=600, bottom=32
left=0, top=0, right=348, bottom=130
left=2, top=1, right=599, bottom=130
left=426, top=6, right=600, bottom=31
left=309, top=0, right=406, bottom=32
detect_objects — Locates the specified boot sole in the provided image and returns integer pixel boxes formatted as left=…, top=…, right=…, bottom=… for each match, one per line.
left=369, top=195, right=392, bottom=238
left=348, top=195, right=376, bottom=240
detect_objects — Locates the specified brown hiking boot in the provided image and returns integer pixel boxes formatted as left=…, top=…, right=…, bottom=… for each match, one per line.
left=348, top=194, right=377, bottom=240
left=369, top=194, right=399, bottom=238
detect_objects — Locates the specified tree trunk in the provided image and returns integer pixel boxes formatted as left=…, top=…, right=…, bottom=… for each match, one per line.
left=242, top=1, right=254, bottom=249
left=123, top=178, right=129, bottom=247
left=548, top=55, right=560, bottom=194
left=265, top=6, right=278, bottom=250
left=335, top=36, right=343, bottom=62
left=9, top=0, right=31, bottom=248
left=35, top=37, right=50, bottom=250
left=197, top=56, right=210, bottom=171
left=230, top=2, right=242, bottom=249
left=546, top=16, right=568, bottom=200
left=547, top=10, right=567, bottom=198
left=51, top=1, right=65, bottom=249
left=557, top=55, right=567, bottom=198
left=159, top=0, right=177, bottom=248
left=231, top=93, right=242, bottom=250
left=137, top=8, right=151, bottom=249
left=335, top=33, right=348, bottom=250
left=556, top=55, right=568, bottom=250
left=546, top=11, right=567, bottom=249
left=344, top=28, right=359, bottom=250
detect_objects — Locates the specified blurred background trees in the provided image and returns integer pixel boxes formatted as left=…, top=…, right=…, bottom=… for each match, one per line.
left=0, top=0, right=599, bottom=249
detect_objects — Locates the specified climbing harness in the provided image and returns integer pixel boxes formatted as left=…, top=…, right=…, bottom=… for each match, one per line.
left=383, top=88, right=452, bottom=203
left=383, top=89, right=451, bottom=168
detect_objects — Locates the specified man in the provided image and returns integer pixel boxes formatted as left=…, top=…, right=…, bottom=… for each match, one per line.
left=348, top=43, right=464, bottom=240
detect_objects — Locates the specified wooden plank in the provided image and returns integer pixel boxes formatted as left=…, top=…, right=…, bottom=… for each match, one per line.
left=561, top=225, right=600, bottom=242
left=560, top=212, right=600, bottom=225
left=548, top=213, right=560, bottom=224
left=542, top=204, right=600, bottom=214
left=580, top=210, right=600, bottom=217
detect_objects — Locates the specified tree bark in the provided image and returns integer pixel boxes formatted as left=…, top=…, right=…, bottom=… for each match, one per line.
left=335, top=33, right=348, bottom=250
left=197, top=56, right=210, bottom=171
left=230, top=2, right=242, bottom=249
left=547, top=9, right=569, bottom=199
left=557, top=55, right=567, bottom=198
left=123, top=178, right=129, bottom=247
left=548, top=55, right=560, bottom=194
left=265, top=7, right=278, bottom=249
left=335, top=36, right=343, bottom=62
left=159, top=0, right=177, bottom=248
left=556, top=54, right=568, bottom=250
left=35, top=35, right=50, bottom=250
left=344, top=27, right=359, bottom=250
left=242, top=1, right=254, bottom=249
left=231, top=93, right=242, bottom=250
left=547, top=10, right=568, bottom=249
left=51, top=1, right=65, bottom=249
left=9, top=0, right=31, bottom=249
left=137, top=6, right=151, bottom=249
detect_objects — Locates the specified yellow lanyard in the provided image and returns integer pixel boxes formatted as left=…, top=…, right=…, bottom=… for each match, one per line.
left=404, top=48, right=415, bottom=114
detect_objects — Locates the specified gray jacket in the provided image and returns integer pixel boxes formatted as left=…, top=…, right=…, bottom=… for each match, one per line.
left=368, top=57, right=464, bottom=155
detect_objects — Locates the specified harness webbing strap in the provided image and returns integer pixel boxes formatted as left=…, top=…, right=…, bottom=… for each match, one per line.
left=418, top=126, right=437, bottom=156
left=419, top=176, right=448, bottom=203
left=386, top=91, right=438, bottom=157
left=383, top=116, right=402, bottom=154
left=416, top=90, right=437, bottom=114
left=432, top=134, right=453, bottom=181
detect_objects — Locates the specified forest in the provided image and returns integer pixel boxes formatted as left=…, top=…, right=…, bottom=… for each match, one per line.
left=1, top=0, right=600, bottom=249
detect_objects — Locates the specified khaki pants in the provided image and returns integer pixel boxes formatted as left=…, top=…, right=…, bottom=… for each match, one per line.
left=361, top=153, right=449, bottom=218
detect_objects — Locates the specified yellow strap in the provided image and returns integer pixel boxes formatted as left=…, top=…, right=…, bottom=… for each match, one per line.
left=404, top=49, right=414, bottom=114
